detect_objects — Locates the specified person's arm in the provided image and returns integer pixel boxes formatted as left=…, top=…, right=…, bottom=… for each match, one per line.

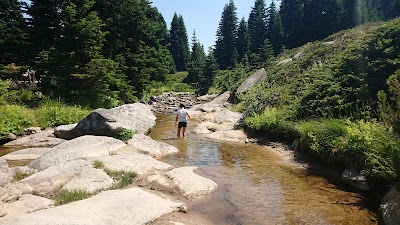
left=187, top=112, right=191, bottom=119
left=175, top=114, right=178, bottom=126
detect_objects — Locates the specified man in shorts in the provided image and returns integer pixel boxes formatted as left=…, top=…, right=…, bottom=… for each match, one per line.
left=175, top=103, right=191, bottom=137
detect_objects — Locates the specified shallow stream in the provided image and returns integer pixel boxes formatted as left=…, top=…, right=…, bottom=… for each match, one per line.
left=149, top=115, right=379, bottom=225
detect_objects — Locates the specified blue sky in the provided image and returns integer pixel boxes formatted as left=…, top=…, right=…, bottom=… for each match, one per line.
left=151, top=0, right=275, bottom=51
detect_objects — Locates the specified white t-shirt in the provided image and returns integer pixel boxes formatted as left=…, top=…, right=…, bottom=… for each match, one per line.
left=177, top=108, right=188, bottom=122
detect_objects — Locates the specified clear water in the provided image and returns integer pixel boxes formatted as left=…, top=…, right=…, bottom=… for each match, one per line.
left=149, top=115, right=378, bottom=225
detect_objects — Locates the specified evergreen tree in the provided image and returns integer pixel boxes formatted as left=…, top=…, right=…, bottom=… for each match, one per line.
left=215, top=0, right=239, bottom=69
left=280, top=0, right=304, bottom=48
left=236, top=17, right=250, bottom=64
left=303, top=0, right=339, bottom=42
left=248, top=0, right=267, bottom=55
left=186, top=31, right=206, bottom=87
left=201, top=48, right=219, bottom=94
left=27, top=0, right=63, bottom=58
left=266, top=0, right=284, bottom=55
left=168, top=13, right=190, bottom=71
left=337, top=0, right=360, bottom=29
left=0, top=0, right=28, bottom=65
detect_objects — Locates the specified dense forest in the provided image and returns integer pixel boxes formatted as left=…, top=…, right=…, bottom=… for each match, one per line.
left=1, top=0, right=400, bottom=188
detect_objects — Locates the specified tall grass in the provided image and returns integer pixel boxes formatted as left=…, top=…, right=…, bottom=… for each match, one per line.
left=0, top=105, right=34, bottom=136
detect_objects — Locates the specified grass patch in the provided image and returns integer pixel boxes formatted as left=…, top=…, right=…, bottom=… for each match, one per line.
left=93, top=160, right=104, bottom=169
left=116, top=129, right=135, bottom=142
left=105, top=170, right=137, bottom=189
left=55, top=190, right=92, bottom=205
left=13, top=168, right=30, bottom=181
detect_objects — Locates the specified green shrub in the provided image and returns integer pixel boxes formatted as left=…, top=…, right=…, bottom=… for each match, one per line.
left=13, top=168, right=29, bottom=181
left=0, top=105, right=34, bottom=136
left=116, top=129, right=135, bottom=141
left=34, top=99, right=91, bottom=128
left=244, top=107, right=296, bottom=140
left=93, top=160, right=105, bottom=169
left=55, top=190, right=92, bottom=205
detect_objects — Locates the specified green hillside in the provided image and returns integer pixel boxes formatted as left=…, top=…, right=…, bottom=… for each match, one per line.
left=239, top=18, right=400, bottom=189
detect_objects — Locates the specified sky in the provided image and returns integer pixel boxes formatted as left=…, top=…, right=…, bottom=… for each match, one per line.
left=151, top=0, right=276, bottom=51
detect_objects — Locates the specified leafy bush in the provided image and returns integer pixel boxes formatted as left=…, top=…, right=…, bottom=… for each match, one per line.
left=116, top=129, right=135, bottom=141
left=34, top=99, right=91, bottom=128
left=0, top=105, right=34, bottom=136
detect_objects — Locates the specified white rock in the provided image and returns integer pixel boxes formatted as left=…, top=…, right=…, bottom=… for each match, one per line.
left=4, top=131, right=65, bottom=147
left=28, top=135, right=126, bottom=171
left=206, top=130, right=248, bottom=143
left=0, top=184, right=22, bottom=203
left=0, top=188, right=182, bottom=225
left=0, top=158, right=10, bottom=187
left=61, top=168, right=113, bottom=193
left=2, top=194, right=54, bottom=217
left=165, top=166, right=217, bottom=200
left=127, top=134, right=179, bottom=157
left=1, top=148, right=52, bottom=161
left=89, top=154, right=173, bottom=177
left=19, top=160, right=92, bottom=197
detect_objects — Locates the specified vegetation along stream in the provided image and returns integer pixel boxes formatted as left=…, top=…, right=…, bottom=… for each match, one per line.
left=149, top=115, right=379, bottom=225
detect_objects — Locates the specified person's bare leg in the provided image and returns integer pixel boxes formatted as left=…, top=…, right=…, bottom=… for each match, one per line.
left=182, top=127, right=186, bottom=137
left=177, top=127, right=181, bottom=137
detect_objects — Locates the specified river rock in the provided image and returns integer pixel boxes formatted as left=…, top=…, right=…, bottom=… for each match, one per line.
left=54, top=103, right=156, bottom=140
left=53, top=124, right=77, bottom=139
left=165, top=166, right=217, bottom=200
left=2, top=194, right=54, bottom=217
left=4, top=131, right=65, bottom=147
left=0, top=188, right=183, bottom=225
left=7, top=133, right=16, bottom=140
left=28, top=135, right=126, bottom=171
left=19, top=160, right=92, bottom=197
left=1, top=148, right=52, bottom=161
left=61, top=168, right=113, bottom=193
left=0, top=158, right=10, bottom=187
left=206, top=130, right=249, bottom=143
left=0, top=185, right=22, bottom=203
left=137, top=173, right=175, bottom=193
left=192, top=91, right=231, bottom=113
left=24, top=127, right=42, bottom=135
left=126, top=134, right=179, bottom=157
left=341, top=169, right=371, bottom=191
left=89, top=153, right=173, bottom=177
left=236, top=68, right=267, bottom=96
left=380, top=187, right=400, bottom=225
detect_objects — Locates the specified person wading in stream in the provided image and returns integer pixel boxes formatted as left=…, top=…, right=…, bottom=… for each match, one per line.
left=175, top=103, right=191, bottom=138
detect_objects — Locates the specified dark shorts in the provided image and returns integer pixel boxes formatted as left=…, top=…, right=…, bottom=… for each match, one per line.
left=178, top=122, right=187, bottom=128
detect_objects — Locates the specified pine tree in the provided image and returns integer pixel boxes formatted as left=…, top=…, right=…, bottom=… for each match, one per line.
left=266, top=0, right=284, bottom=55
left=27, top=0, right=63, bottom=57
left=0, top=0, right=28, bottom=64
left=215, top=0, right=238, bottom=69
left=337, top=0, right=360, bottom=29
left=248, top=0, right=267, bottom=55
left=168, top=13, right=190, bottom=71
left=280, top=0, right=304, bottom=48
left=236, top=17, right=250, bottom=64
left=186, top=31, right=206, bottom=87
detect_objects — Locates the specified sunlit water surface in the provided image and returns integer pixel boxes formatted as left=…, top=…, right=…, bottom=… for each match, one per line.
left=149, top=115, right=378, bottom=225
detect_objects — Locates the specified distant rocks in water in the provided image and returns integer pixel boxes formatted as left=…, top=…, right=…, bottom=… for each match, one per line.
left=341, top=169, right=371, bottom=191
left=149, top=92, right=202, bottom=114
left=54, top=103, right=156, bottom=139
left=380, top=187, right=400, bottom=225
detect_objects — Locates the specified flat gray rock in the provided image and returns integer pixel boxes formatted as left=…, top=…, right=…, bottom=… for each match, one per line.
left=28, top=135, right=126, bottom=171
left=19, top=160, right=92, bottom=197
left=127, top=134, right=179, bottom=157
left=0, top=188, right=182, bottom=225
left=206, top=130, right=248, bottom=143
left=4, top=131, right=65, bottom=148
left=1, top=148, right=52, bottom=161
left=235, top=68, right=267, bottom=95
left=54, top=103, right=156, bottom=139
left=61, top=168, right=113, bottom=193
left=2, top=194, right=54, bottom=217
left=165, top=166, right=217, bottom=200
left=89, top=154, right=173, bottom=176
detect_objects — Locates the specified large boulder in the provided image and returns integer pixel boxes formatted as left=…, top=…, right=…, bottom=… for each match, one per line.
left=28, top=135, right=126, bottom=171
left=235, top=68, right=267, bottom=95
left=165, top=167, right=217, bottom=200
left=380, top=187, right=400, bottom=225
left=191, top=91, right=231, bottom=113
left=0, top=188, right=183, bottom=225
left=4, top=131, right=65, bottom=148
left=19, top=160, right=92, bottom=197
left=54, top=103, right=156, bottom=140
left=89, top=154, right=173, bottom=177
left=126, top=134, right=179, bottom=157
left=1, top=148, right=52, bottom=161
